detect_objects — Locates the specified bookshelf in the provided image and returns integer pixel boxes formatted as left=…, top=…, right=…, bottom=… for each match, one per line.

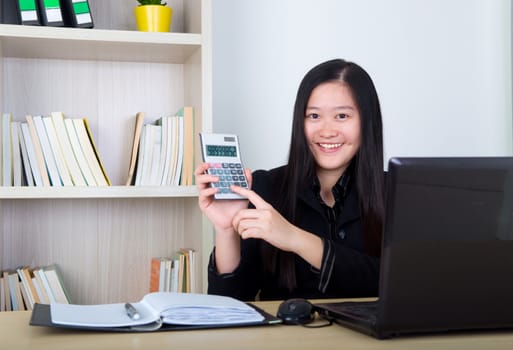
left=0, top=0, right=213, bottom=304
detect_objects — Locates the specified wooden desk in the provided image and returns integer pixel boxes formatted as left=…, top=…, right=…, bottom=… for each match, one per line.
left=2, top=300, right=513, bottom=350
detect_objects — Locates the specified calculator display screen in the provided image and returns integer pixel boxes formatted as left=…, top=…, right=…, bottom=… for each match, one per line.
left=206, top=145, right=237, bottom=157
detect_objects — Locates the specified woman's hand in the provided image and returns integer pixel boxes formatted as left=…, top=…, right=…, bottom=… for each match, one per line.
left=230, top=186, right=323, bottom=268
left=195, top=163, right=253, bottom=273
left=194, top=163, right=252, bottom=233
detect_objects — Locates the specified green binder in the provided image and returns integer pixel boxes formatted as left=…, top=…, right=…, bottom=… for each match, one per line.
left=60, top=0, right=93, bottom=28
left=37, top=0, right=64, bottom=26
left=19, top=0, right=40, bottom=25
left=0, top=0, right=41, bottom=25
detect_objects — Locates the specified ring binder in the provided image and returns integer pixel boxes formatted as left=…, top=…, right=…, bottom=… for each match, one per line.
left=18, top=0, right=41, bottom=25
left=37, top=0, right=64, bottom=27
left=60, top=0, right=93, bottom=28
left=0, top=0, right=41, bottom=25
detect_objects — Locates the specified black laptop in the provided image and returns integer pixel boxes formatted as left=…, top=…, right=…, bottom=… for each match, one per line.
left=315, top=157, right=513, bottom=339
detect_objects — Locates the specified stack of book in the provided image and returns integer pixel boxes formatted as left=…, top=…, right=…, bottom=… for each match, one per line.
left=149, top=248, right=197, bottom=294
left=126, top=107, right=195, bottom=187
left=1, top=112, right=110, bottom=187
left=0, top=264, right=71, bottom=312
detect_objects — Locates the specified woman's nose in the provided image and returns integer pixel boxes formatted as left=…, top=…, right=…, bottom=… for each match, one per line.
left=319, top=119, right=338, bottom=137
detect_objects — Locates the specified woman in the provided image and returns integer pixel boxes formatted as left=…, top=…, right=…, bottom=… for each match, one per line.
left=195, top=58, right=385, bottom=301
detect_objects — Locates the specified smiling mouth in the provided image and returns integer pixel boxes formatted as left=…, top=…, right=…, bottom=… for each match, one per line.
left=319, top=143, right=342, bottom=150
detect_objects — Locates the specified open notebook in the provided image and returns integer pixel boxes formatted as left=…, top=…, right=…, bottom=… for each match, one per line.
left=30, top=292, right=281, bottom=332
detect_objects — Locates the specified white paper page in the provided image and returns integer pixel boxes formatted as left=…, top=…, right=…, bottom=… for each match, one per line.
left=50, top=302, right=159, bottom=328
left=142, top=292, right=265, bottom=325
left=50, top=292, right=265, bottom=328
left=160, top=306, right=264, bottom=325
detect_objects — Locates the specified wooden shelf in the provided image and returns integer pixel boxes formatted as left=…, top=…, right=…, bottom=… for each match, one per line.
left=0, top=185, right=198, bottom=199
left=0, top=24, right=202, bottom=63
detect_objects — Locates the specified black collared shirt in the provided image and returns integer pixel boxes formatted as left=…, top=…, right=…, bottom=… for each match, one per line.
left=311, top=169, right=353, bottom=292
left=312, top=170, right=352, bottom=233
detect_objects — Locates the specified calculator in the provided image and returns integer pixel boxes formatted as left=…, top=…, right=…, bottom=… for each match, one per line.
left=199, top=133, right=249, bottom=199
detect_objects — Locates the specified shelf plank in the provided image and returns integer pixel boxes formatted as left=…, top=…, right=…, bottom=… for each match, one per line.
left=0, top=185, right=198, bottom=199
left=0, top=24, right=202, bottom=63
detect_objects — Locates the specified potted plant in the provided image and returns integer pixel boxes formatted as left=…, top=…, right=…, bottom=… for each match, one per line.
left=134, top=0, right=173, bottom=32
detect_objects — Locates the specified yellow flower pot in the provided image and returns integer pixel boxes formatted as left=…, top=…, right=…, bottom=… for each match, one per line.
left=134, top=5, right=173, bottom=32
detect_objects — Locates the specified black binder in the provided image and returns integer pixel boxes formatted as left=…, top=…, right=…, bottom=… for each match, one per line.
left=30, top=303, right=282, bottom=332
left=37, top=0, right=64, bottom=26
left=1, top=0, right=41, bottom=25
left=60, top=0, right=93, bottom=28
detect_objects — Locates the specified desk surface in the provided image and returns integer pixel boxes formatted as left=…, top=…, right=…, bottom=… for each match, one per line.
left=2, top=299, right=513, bottom=350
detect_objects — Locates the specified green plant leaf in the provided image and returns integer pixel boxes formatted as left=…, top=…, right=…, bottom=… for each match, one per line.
left=137, top=0, right=167, bottom=5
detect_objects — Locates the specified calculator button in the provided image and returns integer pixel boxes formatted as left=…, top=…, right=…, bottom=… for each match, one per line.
left=207, top=162, right=248, bottom=196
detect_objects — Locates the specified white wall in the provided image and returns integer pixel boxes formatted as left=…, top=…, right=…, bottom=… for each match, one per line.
left=212, top=0, right=512, bottom=171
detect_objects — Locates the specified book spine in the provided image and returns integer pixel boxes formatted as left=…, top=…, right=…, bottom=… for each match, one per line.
left=72, top=118, right=108, bottom=186
left=42, top=116, right=73, bottom=186
left=37, top=0, right=64, bottom=27
left=2, top=113, right=13, bottom=186
left=2, top=271, right=12, bottom=311
left=149, top=257, right=162, bottom=293
left=19, top=0, right=41, bottom=25
left=50, top=112, right=87, bottom=186
left=60, top=0, right=93, bottom=28
left=32, top=115, right=62, bottom=186
left=64, top=118, right=97, bottom=186
left=25, top=115, right=51, bottom=186
left=11, top=121, right=23, bottom=186
left=17, top=122, right=35, bottom=186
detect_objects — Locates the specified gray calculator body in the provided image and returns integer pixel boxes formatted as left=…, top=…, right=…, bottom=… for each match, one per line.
left=199, top=133, right=249, bottom=199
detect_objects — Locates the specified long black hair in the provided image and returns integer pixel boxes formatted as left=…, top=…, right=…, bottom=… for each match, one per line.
left=263, top=59, right=385, bottom=290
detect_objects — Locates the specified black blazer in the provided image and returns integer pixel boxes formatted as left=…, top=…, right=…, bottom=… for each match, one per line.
left=208, top=165, right=380, bottom=301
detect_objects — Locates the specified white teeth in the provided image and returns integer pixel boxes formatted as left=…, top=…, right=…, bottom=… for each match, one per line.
left=319, top=143, right=341, bottom=149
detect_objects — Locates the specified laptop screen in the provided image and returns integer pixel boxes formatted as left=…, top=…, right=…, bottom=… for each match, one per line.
left=378, top=157, right=513, bottom=334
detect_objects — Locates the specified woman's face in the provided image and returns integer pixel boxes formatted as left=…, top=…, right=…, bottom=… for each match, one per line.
left=304, top=81, right=361, bottom=177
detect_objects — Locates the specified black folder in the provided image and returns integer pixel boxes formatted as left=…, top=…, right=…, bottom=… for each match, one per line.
left=1, top=0, right=41, bottom=25
left=30, top=292, right=282, bottom=333
left=30, top=303, right=281, bottom=332
left=60, top=0, right=93, bottom=28
left=37, top=0, right=64, bottom=26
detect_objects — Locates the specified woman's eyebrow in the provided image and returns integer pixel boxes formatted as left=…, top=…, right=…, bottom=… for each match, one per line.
left=306, top=105, right=355, bottom=111
left=334, top=105, right=356, bottom=110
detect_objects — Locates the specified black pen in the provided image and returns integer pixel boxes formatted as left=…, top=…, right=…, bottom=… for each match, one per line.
left=125, top=302, right=141, bottom=320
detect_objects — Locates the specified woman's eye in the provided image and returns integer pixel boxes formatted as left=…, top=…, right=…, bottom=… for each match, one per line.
left=306, top=113, right=320, bottom=119
left=336, top=113, right=348, bottom=119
